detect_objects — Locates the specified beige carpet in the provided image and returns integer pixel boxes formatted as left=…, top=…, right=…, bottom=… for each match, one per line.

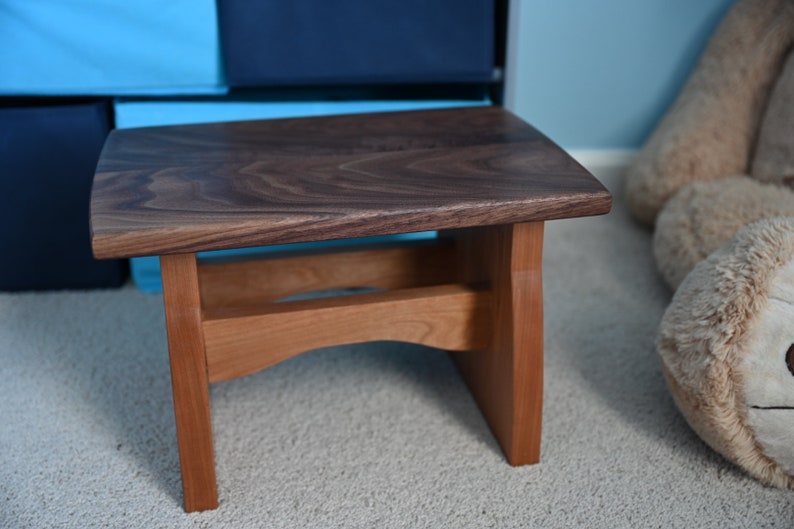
left=1, top=169, right=792, bottom=528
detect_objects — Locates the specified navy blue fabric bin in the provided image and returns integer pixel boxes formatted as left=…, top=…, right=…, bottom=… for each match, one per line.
left=0, top=100, right=126, bottom=290
left=218, top=0, right=495, bottom=86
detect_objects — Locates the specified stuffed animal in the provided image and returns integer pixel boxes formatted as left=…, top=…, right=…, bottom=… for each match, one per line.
left=625, top=0, right=794, bottom=488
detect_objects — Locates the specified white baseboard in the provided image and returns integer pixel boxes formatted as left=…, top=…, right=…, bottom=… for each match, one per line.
left=567, top=149, right=637, bottom=179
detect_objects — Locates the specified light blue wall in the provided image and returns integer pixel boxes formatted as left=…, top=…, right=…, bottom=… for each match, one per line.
left=505, top=0, right=736, bottom=150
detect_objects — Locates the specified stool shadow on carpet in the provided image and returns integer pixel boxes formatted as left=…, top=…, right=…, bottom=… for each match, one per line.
left=208, top=339, right=503, bottom=464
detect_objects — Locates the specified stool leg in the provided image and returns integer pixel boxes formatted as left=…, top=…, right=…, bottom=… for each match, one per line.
left=452, top=222, right=544, bottom=465
left=160, top=254, right=219, bottom=512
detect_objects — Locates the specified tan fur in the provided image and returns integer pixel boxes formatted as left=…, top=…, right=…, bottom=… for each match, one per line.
left=625, top=0, right=794, bottom=225
left=658, top=218, right=794, bottom=489
left=752, top=51, right=794, bottom=187
left=653, top=177, right=794, bottom=288
left=625, top=0, right=794, bottom=489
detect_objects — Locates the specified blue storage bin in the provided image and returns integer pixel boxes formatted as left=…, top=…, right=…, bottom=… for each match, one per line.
left=113, top=97, right=490, bottom=128
left=114, top=97, right=490, bottom=292
left=0, top=0, right=224, bottom=95
left=0, top=99, right=126, bottom=291
left=217, top=0, right=495, bottom=86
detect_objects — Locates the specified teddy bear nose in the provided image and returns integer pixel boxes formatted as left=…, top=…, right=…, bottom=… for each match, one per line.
left=787, top=344, right=794, bottom=378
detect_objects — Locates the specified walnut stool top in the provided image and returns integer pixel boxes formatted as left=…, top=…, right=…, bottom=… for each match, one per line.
left=90, top=107, right=611, bottom=259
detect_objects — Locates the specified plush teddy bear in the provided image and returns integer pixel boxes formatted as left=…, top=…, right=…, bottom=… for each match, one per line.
left=625, top=0, right=794, bottom=488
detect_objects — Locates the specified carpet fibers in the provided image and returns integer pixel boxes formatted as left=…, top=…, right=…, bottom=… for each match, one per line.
left=1, top=171, right=792, bottom=528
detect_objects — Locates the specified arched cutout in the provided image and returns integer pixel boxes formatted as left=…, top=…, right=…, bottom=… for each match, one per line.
left=202, top=284, right=492, bottom=383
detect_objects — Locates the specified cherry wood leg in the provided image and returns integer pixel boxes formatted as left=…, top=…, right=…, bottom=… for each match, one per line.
left=160, top=253, right=219, bottom=512
left=155, top=229, right=543, bottom=512
left=451, top=222, right=545, bottom=465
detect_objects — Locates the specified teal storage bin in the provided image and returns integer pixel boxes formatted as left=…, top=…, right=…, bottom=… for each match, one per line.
left=0, top=0, right=223, bottom=95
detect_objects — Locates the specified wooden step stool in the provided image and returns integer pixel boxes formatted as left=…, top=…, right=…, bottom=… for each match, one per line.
left=90, top=107, right=612, bottom=512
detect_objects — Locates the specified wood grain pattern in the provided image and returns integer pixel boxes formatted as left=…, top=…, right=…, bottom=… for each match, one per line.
left=159, top=253, right=218, bottom=512
left=90, top=107, right=611, bottom=259
left=202, top=283, right=492, bottom=383
left=450, top=222, right=544, bottom=465
left=197, top=239, right=456, bottom=309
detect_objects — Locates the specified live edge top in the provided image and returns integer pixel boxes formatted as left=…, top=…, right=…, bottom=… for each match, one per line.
left=90, top=106, right=612, bottom=259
